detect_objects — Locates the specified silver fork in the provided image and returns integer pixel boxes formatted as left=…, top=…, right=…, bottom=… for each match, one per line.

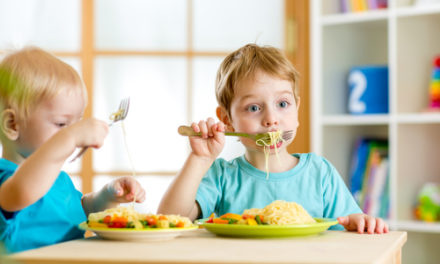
left=70, top=97, right=130, bottom=162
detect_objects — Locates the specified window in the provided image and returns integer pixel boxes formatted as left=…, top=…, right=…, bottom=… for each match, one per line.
left=0, top=0, right=284, bottom=213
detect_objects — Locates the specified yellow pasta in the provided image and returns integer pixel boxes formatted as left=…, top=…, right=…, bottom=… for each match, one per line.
left=255, top=131, right=284, bottom=180
left=243, top=200, right=316, bottom=225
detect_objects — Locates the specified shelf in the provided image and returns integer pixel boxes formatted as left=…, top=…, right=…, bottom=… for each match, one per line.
left=396, top=4, right=440, bottom=17
left=397, top=113, right=440, bottom=124
left=313, top=0, right=440, bottom=252
left=322, top=10, right=388, bottom=26
left=395, top=220, right=440, bottom=233
left=322, top=114, right=389, bottom=125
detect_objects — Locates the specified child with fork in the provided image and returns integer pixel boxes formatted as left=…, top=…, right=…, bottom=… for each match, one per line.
left=0, top=47, right=146, bottom=253
left=158, top=43, right=388, bottom=234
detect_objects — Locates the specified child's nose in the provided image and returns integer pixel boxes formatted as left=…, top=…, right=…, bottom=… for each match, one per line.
left=262, top=110, right=279, bottom=127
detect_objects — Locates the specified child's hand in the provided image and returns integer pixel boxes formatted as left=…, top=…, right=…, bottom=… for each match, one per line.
left=106, top=176, right=146, bottom=203
left=82, top=177, right=145, bottom=215
left=189, top=117, right=225, bottom=160
left=338, top=213, right=389, bottom=234
left=68, top=118, right=109, bottom=149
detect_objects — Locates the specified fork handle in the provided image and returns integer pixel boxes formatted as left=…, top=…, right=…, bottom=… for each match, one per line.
left=178, top=126, right=249, bottom=138
left=69, top=147, right=88, bottom=162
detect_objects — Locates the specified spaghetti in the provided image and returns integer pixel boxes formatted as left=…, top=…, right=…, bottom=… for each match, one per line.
left=205, top=200, right=316, bottom=226
left=255, top=131, right=284, bottom=180
left=110, top=109, right=137, bottom=203
left=243, top=200, right=316, bottom=225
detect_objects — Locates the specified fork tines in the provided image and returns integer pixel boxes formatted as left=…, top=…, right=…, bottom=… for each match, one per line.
left=282, top=130, right=294, bottom=141
left=115, top=97, right=130, bottom=121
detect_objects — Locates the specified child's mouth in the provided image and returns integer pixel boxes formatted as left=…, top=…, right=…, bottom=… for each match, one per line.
left=269, top=141, right=283, bottom=149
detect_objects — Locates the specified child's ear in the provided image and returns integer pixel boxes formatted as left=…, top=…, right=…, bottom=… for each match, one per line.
left=1, top=109, right=19, bottom=141
left=216, top=106, right=234, bottom=132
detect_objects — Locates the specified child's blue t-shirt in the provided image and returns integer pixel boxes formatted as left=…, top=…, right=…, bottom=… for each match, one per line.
left=195, top=153, right=362, bottom=230
left=0, top=158, right=86, bottom=253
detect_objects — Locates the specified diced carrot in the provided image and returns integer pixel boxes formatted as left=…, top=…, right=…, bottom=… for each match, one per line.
left=145, top=216, right=157, bottom=226
left=159, top=215, right=168, bottom=220
left=113, top=216, right=128, bottom=224
left=220, top=213, right=242, bottom=221
left=102, top=215, right=111, bottom=224
left=213, top=218, right=229, bottom=224
left=242, top=214, right=255, bottom=220
left=176, top=221, right=185, bottom=228
left=108, top=222, right=126, bottom=228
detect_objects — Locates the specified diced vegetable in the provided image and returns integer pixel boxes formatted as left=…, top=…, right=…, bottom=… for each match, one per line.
left=255, top=215, right=263, bottom=225
left=242, top=214, right=255, bottom=220
left=88, top=222, right=108, bottom=228
left=102, top=215, right=111, bottom=224
left=145, top=216, right=157, bottom=226
left=220, top=213, right=242, bottom=221
left=156, top=220, right=170, bottom=228
left=213, top=218, right=229, bottom=224
left=246, top=218, right=258, bottom=225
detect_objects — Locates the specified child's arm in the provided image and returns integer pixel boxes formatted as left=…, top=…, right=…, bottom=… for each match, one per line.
left=81, top=176, right=146, bottom=216
left=0, top=118, right=108, bottom=212
left=338, top=213, right=389, bottom=234
left=158, top=118, right=225, bottom=221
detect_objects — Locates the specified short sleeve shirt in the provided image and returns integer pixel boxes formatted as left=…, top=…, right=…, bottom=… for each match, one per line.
left=196, top=153, right=362, bottom=230
left=0, top=159, right=86, bottom=253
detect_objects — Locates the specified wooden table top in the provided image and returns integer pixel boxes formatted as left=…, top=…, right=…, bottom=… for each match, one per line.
left=6, top=229, right=407, bottom=264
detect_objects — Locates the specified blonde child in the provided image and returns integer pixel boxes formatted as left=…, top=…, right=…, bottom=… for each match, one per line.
left=0, top=47, right=146, bottom=253
left=158, top=44, right=388, bottom=234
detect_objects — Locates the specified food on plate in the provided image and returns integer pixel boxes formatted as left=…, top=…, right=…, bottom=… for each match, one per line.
left=87, top=206, right=194, bottom=229
left=205, top=200, right=316, bottom=225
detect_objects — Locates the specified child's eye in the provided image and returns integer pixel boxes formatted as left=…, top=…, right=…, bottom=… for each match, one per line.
left=55, top=123, right=67, bottom=127
left=278, top=101, right=289, bottom=108
left=247, top=105, right=261, bottom=112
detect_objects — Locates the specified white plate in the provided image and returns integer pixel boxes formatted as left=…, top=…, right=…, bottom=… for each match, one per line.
left=79, top=222, right=198, bottom=241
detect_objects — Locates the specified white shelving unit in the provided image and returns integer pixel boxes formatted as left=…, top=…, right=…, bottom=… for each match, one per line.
left=311, top=0, right=440, bottom=262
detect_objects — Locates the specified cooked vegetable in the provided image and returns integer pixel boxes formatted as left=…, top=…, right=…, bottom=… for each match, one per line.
left=87, top=206, right=194, bottom=229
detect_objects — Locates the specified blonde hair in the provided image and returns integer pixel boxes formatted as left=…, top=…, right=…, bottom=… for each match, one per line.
left=0, top=46, right=86, bottom=121
left=215, top=44, right=300, bottom=116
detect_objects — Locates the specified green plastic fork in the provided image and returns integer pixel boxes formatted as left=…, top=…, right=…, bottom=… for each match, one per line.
left=178, top=126, right=293, bottom=145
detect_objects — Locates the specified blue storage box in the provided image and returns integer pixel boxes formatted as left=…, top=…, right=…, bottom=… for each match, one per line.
left=348, top=65, right=389, bottom=114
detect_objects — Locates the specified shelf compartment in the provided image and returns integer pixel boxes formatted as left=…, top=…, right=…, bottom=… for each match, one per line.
left=321, top=0, right=388, bottom=17
left=322, top=20, right=388, bottom=115
left=396, top=13, right=440, bottom=114
left=322, top=125, right=388, bottom=184
left=396, top=124, right=440, bottom=221
left=400, top=230, right=440, bottom=263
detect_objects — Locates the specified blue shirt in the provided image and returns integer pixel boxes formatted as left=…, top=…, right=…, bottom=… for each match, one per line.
left=196, top=153, right=362, bottom=230
left=0, top=159, right=86, bottom=253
